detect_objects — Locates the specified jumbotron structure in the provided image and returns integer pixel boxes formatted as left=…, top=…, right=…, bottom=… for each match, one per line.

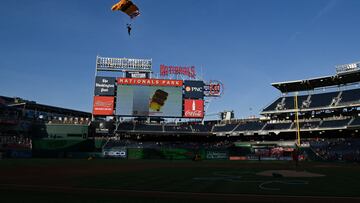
left=92, top=56, right=223, bottom=136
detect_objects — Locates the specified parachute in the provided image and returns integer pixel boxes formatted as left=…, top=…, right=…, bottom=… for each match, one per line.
left=111, top=0, right=140, bottom=19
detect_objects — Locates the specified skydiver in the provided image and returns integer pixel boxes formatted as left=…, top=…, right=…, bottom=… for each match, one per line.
left=127, top=24, right=132, bottom=36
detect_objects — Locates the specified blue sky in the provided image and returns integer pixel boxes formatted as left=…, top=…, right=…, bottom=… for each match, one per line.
left=1, top=0, right=360, bottom=119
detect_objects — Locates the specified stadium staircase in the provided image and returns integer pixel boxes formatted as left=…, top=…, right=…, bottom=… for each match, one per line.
left=229, top=122, right=242, bottom=135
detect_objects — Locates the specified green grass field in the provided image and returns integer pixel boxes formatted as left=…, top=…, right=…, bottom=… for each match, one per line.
left=0, top=159, right=360, bottom=202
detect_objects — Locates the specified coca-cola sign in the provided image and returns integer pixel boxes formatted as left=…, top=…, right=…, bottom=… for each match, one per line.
left=183, top=99, right=204, bottom=118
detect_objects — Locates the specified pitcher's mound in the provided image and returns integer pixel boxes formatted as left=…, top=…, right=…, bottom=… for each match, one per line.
left=256, top=170, right=325, bottom=177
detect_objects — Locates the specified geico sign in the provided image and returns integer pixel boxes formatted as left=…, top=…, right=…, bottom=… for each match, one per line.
left=104, top=151, right=126, bottom=156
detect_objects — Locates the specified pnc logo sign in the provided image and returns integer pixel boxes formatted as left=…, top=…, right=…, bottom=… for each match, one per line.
left=185, top=86, right=203, bottom=92
left=183, top=80, right=205, bottom=99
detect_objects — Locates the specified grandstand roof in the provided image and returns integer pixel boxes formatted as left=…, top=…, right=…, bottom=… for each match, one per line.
left=0, top=95, right=91, bottom=118
left=272, top=70, right=360, bottom=93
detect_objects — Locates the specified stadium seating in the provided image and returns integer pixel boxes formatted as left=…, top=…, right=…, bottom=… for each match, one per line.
left=308, top=91, right=339, bottom=108
left=319, top=118, right=351, bottom=128
left=263, top=98, right=283, bottom=112
left=282, top=95, right=309, bottom=110
left=212, top=124, right=238, bottom=132
left=309, top=138, right=360, bottom=161
left=263, top=122, right=292, bottom=131
left=164, top=124, right=192, bottom=132
left=262, top=90, right=350, bottom=112
left=348, top=117, right=360, bottom=127
left=117, top=122, right=135, bottom=131
left=104, top=139, right=161, bottom=149
left=234, top=121, right=265, bottom=132
left=338, top=89, right=360, bottom=105
left=191, top=124, right=213, bottom=132
left=135, top=124, right=163, bottom=132
left=297, top=120, right=321, bottom=129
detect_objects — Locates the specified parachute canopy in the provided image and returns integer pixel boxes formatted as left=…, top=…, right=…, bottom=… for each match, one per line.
left=111, top=0, right=140, bottom=19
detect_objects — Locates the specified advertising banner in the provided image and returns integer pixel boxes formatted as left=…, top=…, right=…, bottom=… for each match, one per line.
left=116, top=85, right=182, bottom=117
left=204, top=81, right=223, bottom=97
left=103, top=148, right=127, bottom=158
left=8, top=150, right=32, bottom=158
left=205, top=151, right=229, bottom=160
left=125, top=72, right=149, bottom=79
left=183, top=80, right=205, bottom=99
left=161, top=148, right=198, bottom=160
left=183, top=99, right=204, bottom=118
left=117, top=78, right=183, bottom=87
left=127, top=148, right=144, bottom=159
left=94, top=76, right=116, bottom=96
left=93, top=96, right=114, bottom=115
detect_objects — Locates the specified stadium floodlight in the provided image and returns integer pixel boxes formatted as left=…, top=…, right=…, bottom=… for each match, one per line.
left=336, top=62, right=360, bottom=74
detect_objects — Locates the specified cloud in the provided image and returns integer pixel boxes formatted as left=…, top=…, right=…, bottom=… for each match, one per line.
left=289, top=0, right=339, bottom=41
left=312, top=0, right=338, bottom=23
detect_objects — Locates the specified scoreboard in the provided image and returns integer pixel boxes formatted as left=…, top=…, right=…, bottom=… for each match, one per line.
left=92, top=77, right=220, bottom=119
left=116, top=78, right=183, bottom=117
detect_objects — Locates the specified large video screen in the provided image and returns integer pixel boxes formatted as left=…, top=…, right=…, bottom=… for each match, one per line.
left=116, top=85, right=183, bottom=117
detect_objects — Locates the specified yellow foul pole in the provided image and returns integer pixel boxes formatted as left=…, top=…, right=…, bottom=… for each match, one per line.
left=294, top=93, right=301, bottom=146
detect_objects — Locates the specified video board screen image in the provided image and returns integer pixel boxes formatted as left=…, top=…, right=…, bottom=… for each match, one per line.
left=116, top=85, right=183, bottom=117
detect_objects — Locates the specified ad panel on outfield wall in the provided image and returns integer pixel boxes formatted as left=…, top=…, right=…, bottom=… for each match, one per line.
left=93, top=96, right=114, bottom=116
left=103, top=148, right=127, bottom=159
left=116, top=78, right=183, bottom=117
left=94, top=76, right=116, bottom=96
left=205, top=150, right=229, bottom=160
left=183, top=80, right=205, bottom=99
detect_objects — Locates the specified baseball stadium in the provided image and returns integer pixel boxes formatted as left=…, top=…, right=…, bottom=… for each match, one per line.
left=2, top=1, right=360, bottom=203
left=1, top=56, right=360, bottom=202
